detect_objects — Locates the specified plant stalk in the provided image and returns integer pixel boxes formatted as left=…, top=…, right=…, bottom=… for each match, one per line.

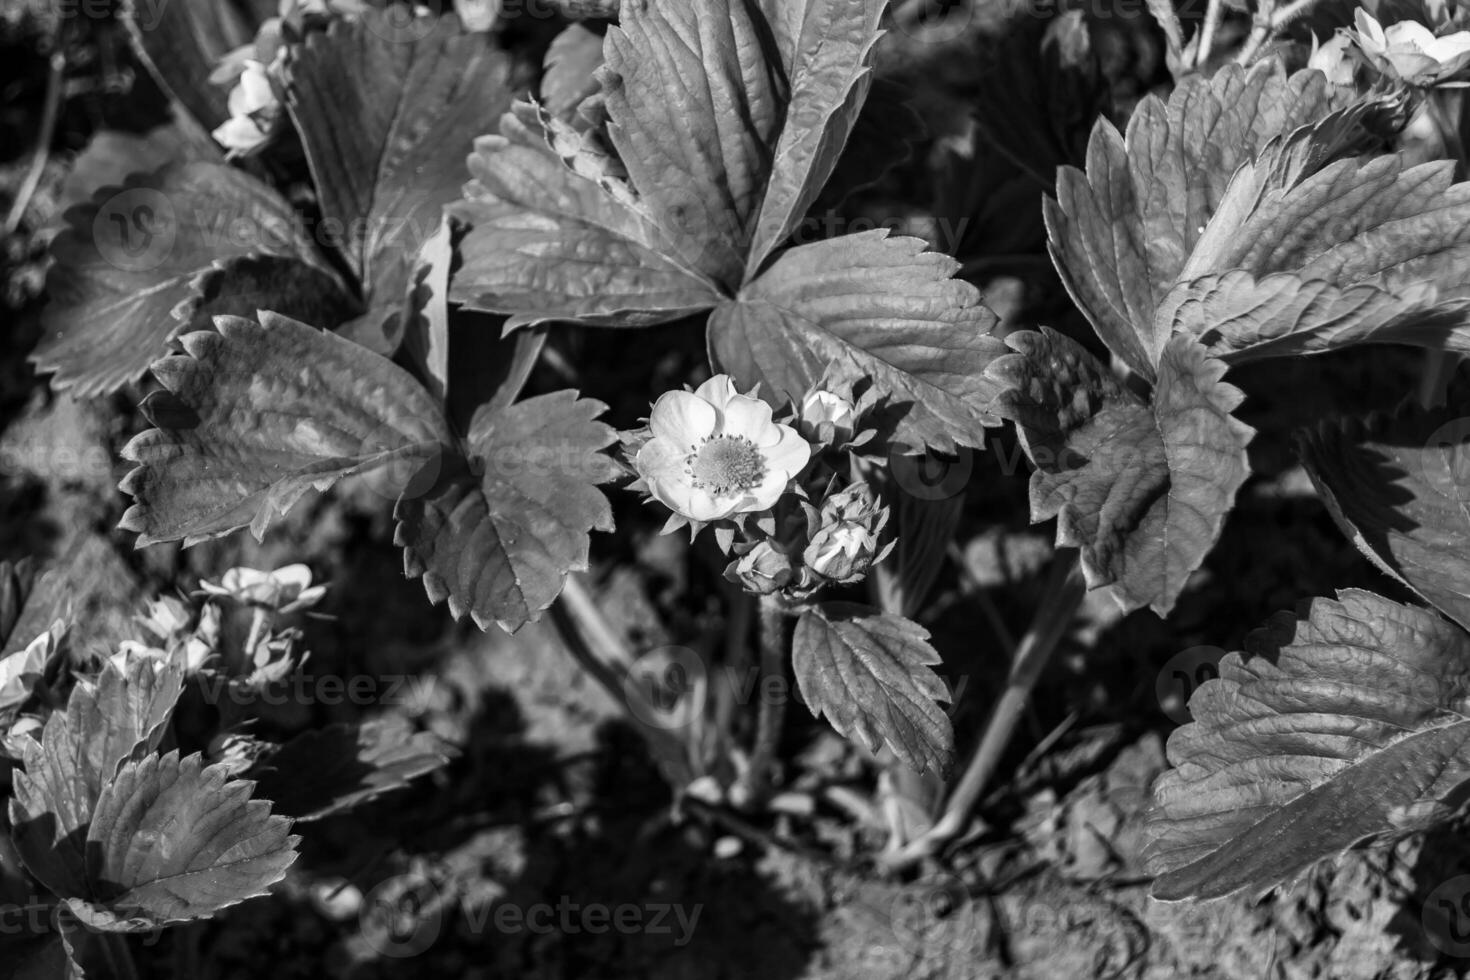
left=730, top=597, right=787, bottom=810
left=880, top=549, right=1086, bottom=870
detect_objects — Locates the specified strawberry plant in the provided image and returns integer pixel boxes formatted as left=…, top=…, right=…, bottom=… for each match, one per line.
left=18, top=0, right=1470, bottom=968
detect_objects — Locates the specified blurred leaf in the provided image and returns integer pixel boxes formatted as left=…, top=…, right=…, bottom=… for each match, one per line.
left=793, top=603, right=953, bottom=775
left=541, top=22, right=605, bottom=121
left=35, top=163, right=345, bottom=396
left=990, top=329, right=1253, bottom=615
left=1146, top=590, right=1470, bottom=900
left=244, top=718, right=454, bottom=821
left=122, top=0, right=263, bottom=132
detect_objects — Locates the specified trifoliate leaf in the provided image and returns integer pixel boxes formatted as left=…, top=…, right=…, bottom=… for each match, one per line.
left=68, top=751, right=297, bottom=930
left=119, top=312, right=454, bottom=547
left=34, top=163, right=344, bottom=396
left=990, top=329, right=1254, bottom=615
left=1300, top=384, right=1470, bottom=633
left=243, top=718, right=454, bottom=821
left=1145, top=590, right=1470, bottom=900
left=792, top=603, right=953, bottom=775
left=1040, top=62, right=1452, bottom=382
left=708, top=231, right=1009, bottom=452
left=284, top=9, right=527, bottom=353
left=395, top=390, right=622, bottom=632
left=10, top=654, right=185, bottom=899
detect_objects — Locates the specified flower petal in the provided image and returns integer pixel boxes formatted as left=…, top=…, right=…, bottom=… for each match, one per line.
left=762, top=425, right=813, bottom=478
left=694, top=375, right=739, bottom=413
left=636, top=436, right=689, bottom=486
left=720, top=393, right=776, bottom=441
left=650, top=390, right=718, bottom=447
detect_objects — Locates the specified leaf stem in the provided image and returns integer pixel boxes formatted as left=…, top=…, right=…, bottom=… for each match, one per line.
left=730, top=597, right=787, bottom=810
left=4, top=49, right=64, bottom=237
left=1146, top=0, right=1188, bottom=77
left=1196, top=0, right=1225, bottom=69
left=879, top=549, right=1085, bottom=871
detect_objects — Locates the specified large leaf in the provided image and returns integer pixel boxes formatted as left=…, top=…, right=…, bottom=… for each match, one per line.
left=990, top=329, right=1254, bottom=615
left=792, top=603, right=953, bottom=775
left=453, top=102, right=723, bottom=328
left=243, top=718, right=453, bottom=821
left=1300, top=385, right=1470, bottom=633
left=453, top=0, right=887, bottom=317
left=10, top=655, right=186, bottom=899
left=395, top=390, right=621, bottom=632
left=70, top=751, right=297, bottom=930
left=284, top=9, right=526, bottom=352
left=119, top=312, right=454, bottom=547
left=35, top=163, right=346, bottom=396
left=707, top=231, right=1009, bottom=452
left=1040, top=64, right=1470, bottom=382
left=1146, top=590, right=1470, bottom=900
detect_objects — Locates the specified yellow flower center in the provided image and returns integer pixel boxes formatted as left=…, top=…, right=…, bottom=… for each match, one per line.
left=687, top=435, right=767, bottom=494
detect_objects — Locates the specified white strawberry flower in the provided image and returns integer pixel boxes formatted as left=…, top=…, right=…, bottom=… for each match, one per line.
left=212, top=59, right=282, bottom=155
left=636, top=376, right=812, bottom=524
left=199, top=563, right=327, bottom=614
left=1351, top=9, right=1470, bottom=86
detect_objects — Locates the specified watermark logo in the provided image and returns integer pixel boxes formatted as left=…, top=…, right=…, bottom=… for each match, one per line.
left=1420, top=418, right=1470, bottom=504
left=1424, top=874, right=1470, bottom=957
left=889, top=445, right=974, bottom=501
left=94, top=188, right=176, bottom=273
left=1156, top=645, right=1228, bottom=724
left=623, top=645, right=707, bottom=731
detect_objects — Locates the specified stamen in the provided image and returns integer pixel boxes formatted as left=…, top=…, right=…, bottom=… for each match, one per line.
left=685, top=435, right=767, bottom=495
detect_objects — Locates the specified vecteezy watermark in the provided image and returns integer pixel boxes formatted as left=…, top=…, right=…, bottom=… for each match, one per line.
left=1420, top=417, right=1470, bottom=504
left=94, top=188, right=177, bottom=273
left=194, top=671, right=436, bottom=709
left=1424, top=874, right=1470, bottom=957
left=889, top=445, right=975, bottom=501
left=1156, top=645, right=1228, bottom=724
left=622, top=645, right=971, bottom=731
left=359, top=873, right=704, bottom=959
left=885, top=872, right=987, bottom=957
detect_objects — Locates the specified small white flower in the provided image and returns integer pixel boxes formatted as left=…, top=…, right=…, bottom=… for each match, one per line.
left=1351, top=9, right=1470, bottom=86
left=212, top=59, right=281, bottom=154
left=798, top=389, right=857, bottom=444
left=199, top=563, right=327, bottom=613
left=1309, top=32, right=1359, bottom=87
left=636, top=376, right=811, bottom=524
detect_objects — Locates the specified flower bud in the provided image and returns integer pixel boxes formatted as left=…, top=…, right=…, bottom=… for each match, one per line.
left=803, top=484, right=890, bottom=584
left=798, top=389, right=857, bottom=446
left=726, top=541, right=794, bottom=596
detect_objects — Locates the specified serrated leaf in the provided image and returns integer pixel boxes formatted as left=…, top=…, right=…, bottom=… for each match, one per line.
left=708, top=231, right=1008, bottom=452
left=1043, top=64, right=1432, bottom=381
left=454, top=0, right=887, bottom=319
left=56, top=117, right=219, bottom=215
left=453, top=102, right=722, bottom=327
left=35, top=163, right=343, bottom=396
left=1146, top=590, right=1470, bottom=901
left=243, top=718, right=453, bottom=821
left=10, top=655, right=186, bottom=899
left=395, top=390, right=621, bottom=632
left=284, top=9, right=527, bottom=352
left=119, top=312, right=454, bottom=547
left=792, top=603, right=953, bottom=774
left=990, top=328, right=1254, bottom=615
left=69, top=751, right=297, bottom=930
left=1300, top=384, right=1470, bottom=633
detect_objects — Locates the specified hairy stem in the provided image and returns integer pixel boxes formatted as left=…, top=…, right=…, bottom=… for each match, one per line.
left=1196, top=0, right=1225, bottom=69
left=4, top=50, right=64, bottom=237
left=880, top=549, right=1086, bottom=871
left=730, top=597, right=787, bottom=809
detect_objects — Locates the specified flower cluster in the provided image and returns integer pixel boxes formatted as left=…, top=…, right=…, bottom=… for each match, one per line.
left=1348, top=8, right=1470, bottom=87
left=628, top=374, right=890, bottom=601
